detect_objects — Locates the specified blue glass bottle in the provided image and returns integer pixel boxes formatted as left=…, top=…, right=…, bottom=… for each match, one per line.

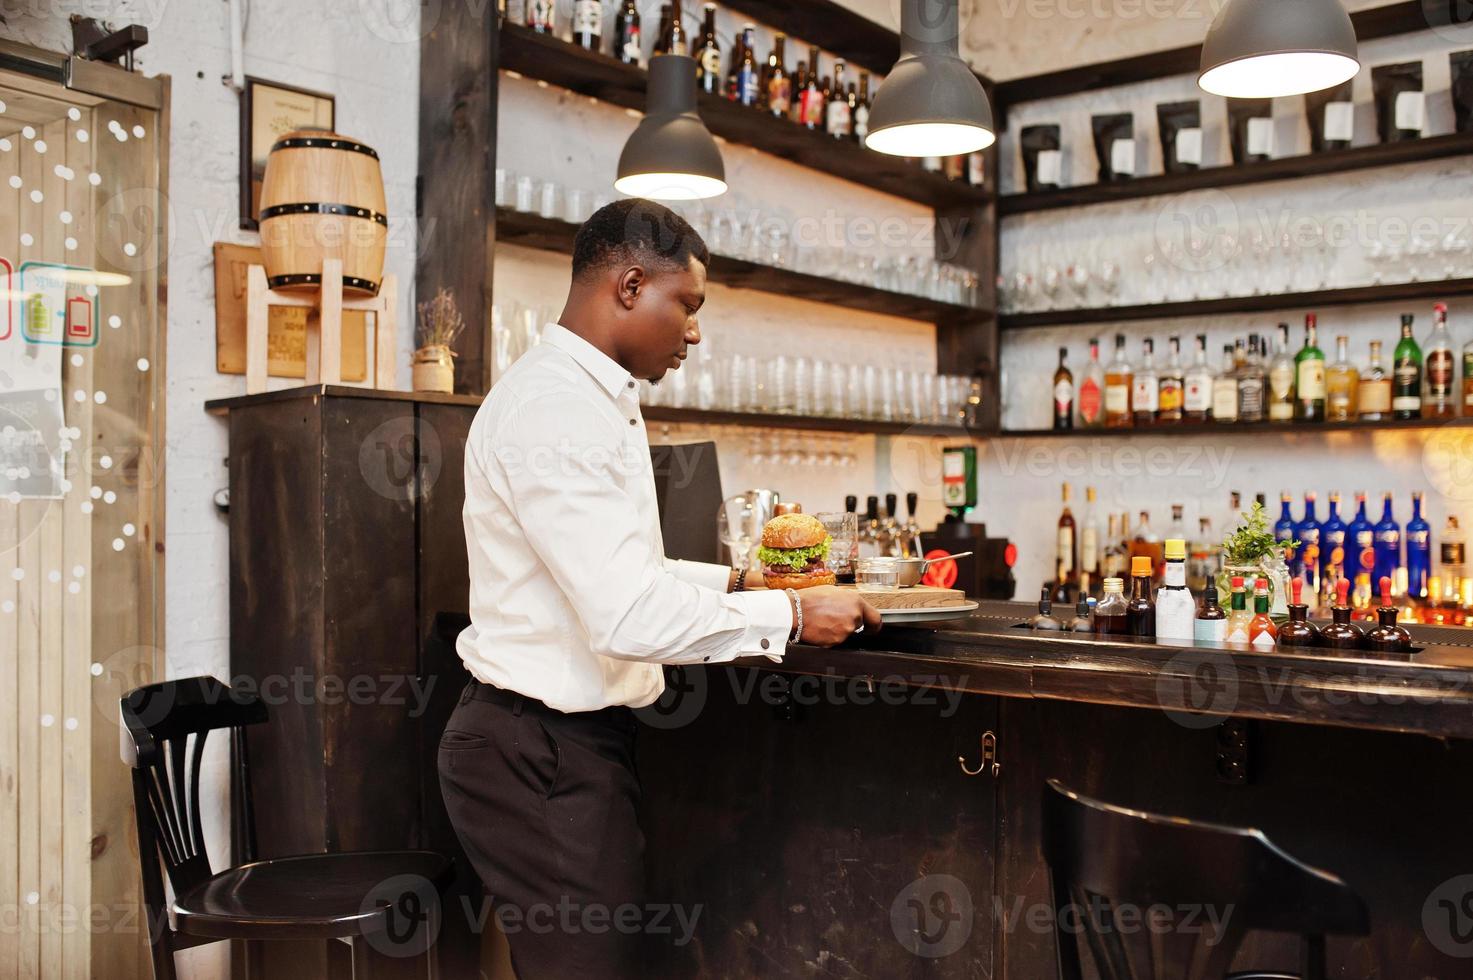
left=1373, top=492, right=1401, bottom=593
left=1275, top=492, right=1299, bottom=578
left=1347, top=492, right=1376, bottom=597
left=1407, top=490, right=1432, bottom=598
left=1295, top=492, right=1322, bottom=595
left=1321, top=492, right=1347, bottom=589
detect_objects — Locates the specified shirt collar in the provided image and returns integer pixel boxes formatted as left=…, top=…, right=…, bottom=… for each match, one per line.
left=540, top=322, right=636, bottom=400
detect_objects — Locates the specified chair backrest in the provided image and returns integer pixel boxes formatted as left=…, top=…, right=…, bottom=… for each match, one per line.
left=120, top=676, right=268, bottom=900
left=1041, top=779, right=1369, bottom=980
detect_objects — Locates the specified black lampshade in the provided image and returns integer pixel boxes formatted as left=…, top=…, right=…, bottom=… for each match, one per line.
left=864, top=0, right=995, bottom=157
left=615, top=54, right=727, bottom=200
left=1198, top=0, right=1359, bottom=98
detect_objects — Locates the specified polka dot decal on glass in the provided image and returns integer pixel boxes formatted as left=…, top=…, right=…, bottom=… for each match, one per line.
left=67, top=107, right=80, bottom=121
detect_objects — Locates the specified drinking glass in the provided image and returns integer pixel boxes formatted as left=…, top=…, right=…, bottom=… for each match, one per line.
left=817, top=511, right=859, bottom=581
left=514, top=175, right=536, bottom=212
left=564, top=188, right=590, bottom=224
left=792, top=356, right=812, bottom=416
left=495, top=168, right=512, bottom=208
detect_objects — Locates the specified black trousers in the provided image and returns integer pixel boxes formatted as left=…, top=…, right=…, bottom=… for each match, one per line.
left=437, top=681, right=645, bottom=979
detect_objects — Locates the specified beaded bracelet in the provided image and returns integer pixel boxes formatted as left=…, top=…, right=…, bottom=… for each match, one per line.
left=786, top=588, right=803, bottom=644
left=734, top=567, right=747, bottom=592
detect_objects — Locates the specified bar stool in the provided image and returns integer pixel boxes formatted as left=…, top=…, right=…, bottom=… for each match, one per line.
left=121, top=676, right=455, bottom=979
left=1041, top=779, right=1369, bottom=980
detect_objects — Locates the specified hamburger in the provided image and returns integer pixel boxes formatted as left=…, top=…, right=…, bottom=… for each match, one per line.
left=758, top=513, right=836, bottom=590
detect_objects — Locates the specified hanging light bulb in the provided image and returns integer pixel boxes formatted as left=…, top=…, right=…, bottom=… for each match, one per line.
left=864, top=0, right=994, bottom=158
left=1198, top=0, right=1359, bottom=99
left=615, top=54, right=727, bottom=200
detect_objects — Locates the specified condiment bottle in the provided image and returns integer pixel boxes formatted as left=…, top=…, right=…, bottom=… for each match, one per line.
left=1126, top=555, right=1156, bottom=636
left=1224, top=576, right=1251, bottom=644
left=1194, top=581, right=1228, bottom=642
left=1277, top=576, right=1321, bottom=648
left=1094, top=577, right=1129, bottom=635
left=1247, top=577, right=1278, bottom=649
left=1320, top=577, right=1362, bottom=650
left=1154, top=538, right=1194, bottom=641
left=1030, top=588, right=1062, bottom=630
left=1067, top=599, right=1092, bottom=632
left=1365, top=575, right=1413, bottom=654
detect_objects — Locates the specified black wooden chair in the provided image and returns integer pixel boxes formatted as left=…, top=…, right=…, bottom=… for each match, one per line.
left=121, top=676, right=455, bottom=979
left=1041, top=780, right=1369, bottom=980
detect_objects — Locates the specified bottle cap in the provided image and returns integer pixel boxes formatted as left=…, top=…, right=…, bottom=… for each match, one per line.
left=1131, top=556, right=1152, bottom=577
left=1103, top=577, right=1124, bottom=593
left=1379, top=575, right=1392, bottom=608
left=1336, top=578, right=1351, bottom=606
left=1231, top=576, right=1245, bottom=588
left=1164, top=538, right=1186, bottom=561
left=1255, top=577, right=1269, bottom=590
left=1291, top=577, right=1303, bottom=604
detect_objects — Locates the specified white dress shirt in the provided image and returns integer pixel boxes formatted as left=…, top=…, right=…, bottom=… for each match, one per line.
left=457, top=322, right=795, bottom=712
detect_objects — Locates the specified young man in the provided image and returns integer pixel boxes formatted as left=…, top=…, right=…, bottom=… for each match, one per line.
left=439, top=198, right=879, bottom=978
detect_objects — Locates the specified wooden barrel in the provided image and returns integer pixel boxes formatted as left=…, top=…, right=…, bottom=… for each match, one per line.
left=258, top=130, right=387, bottom=296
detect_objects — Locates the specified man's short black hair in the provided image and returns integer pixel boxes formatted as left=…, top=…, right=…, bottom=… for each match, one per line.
left=571, top=198, right=710, bottom=282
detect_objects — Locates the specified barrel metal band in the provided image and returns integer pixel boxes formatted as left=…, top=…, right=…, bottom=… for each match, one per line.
left=270, top=136, right=380, bottom=159
left=267, top=273, right=381, bottom=295
left=259, top=202, right=388, bottom=226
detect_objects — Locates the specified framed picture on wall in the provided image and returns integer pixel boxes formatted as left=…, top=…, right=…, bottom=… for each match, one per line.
left=238, top=77, right=335, bottom=230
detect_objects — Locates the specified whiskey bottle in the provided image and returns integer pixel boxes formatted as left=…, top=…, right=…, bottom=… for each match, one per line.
left=1294, top=314, right=1326, bottom=421
left=799, top=46, right=823, bottom=126
left=1392, top=313, right=1423, bottom=419
left=1078, top=337, right=1104, bottom=428
left=1132, top=338, right=1159, bottom=427
left=1183, top=334, right=1213, bottom=422
left=1358, top=340, right=1392, bottom=420
left=1425, top=301, right=1455, bottom=419
left=1236, top=334, right=1266, bottom=423
left=1267, top=322, right=1296, bottom=422
left=1104, top=333, right=1133, bottom=428
left=1053, top=346, right=1074, bottom=431
left=1057, top=483, right=1078, bottom=593
left=1325, top=334, right=1358, bottom=421
left=1158, top=335, right=1185, bottom=423
left=1211, top=342, right=1240, bottom=423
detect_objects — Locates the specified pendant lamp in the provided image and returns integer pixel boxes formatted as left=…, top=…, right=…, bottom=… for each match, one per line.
left=615, top=54, right=727, bottom=200
left=864, top=0, right=994, bottom=157
left=1198, top=0, right=1359, bottom=99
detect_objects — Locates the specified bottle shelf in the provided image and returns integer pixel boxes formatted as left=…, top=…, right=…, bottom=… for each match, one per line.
left=498, top=22, right=992, bottom=210
left=1000, top=416, right=1461, bottom=439
left=496, top=207, right=987, bottom=323
left=715, top=0, right=900, bottom=76
left=997, top=277, right=1473, bottom=330
left=642, top=404, right=972, bottom=436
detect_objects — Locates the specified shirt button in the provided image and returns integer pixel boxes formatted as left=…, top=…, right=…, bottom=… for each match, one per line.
left=760, top=638, right=770, bottom=650
left=629, top=418, right=637, bottom=426
left=627, top=381, right=635, bottom=389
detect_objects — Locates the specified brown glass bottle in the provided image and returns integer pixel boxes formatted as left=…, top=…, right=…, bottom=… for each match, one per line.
left=1126, top=556, right=1156, bottom=636
left=1365, top=607, right=1412, bottom=653
left=1094, top=577, right=1129, bottom=635
left=1277, top=578, right=1321, bottom=647
left=1320, top=579, right=1362, bottom=650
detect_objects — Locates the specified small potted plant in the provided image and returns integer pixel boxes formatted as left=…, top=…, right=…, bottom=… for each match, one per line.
left=1218, top=500, right=1296, bottom=617
left=413, top=288, right=464, bottom=394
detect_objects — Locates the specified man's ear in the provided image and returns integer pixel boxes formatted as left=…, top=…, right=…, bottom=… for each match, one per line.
left=617, top=266, right=646, bottom=310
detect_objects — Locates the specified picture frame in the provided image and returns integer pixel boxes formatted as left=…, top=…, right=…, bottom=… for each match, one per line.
left=238, top=76, right=335, bottom=231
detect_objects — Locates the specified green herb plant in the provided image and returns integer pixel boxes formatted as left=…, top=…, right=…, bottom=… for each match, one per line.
left=1221, top=500, right=1297, bottom=566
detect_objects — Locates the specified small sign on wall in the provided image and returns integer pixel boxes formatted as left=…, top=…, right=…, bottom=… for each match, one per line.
left=238, top=77, right=335, bottom=231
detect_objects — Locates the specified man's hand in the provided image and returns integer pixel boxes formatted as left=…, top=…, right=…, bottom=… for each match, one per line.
left=791, top=586, right=883, bottom=647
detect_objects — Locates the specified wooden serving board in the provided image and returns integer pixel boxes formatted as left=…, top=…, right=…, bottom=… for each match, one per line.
left=837, top=584, right=969, bottom=610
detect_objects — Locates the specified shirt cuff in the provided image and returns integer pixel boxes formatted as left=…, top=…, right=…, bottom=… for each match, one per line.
left=735, top=587, right=795, bottom=663
left=665, top=557, right=734, bottom=593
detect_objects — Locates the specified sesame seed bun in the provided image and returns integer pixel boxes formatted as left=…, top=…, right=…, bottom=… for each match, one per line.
left=760, top=513, right=827, bottom=550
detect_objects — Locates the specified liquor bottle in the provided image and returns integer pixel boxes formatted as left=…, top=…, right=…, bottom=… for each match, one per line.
left=1212, top=342, right=1240, bottom=424
left=1407, top=490, right=1431, bottom=598
left=1052, top=346, right=1074, bottom=431
left=1393, top=313, right=1423, bottom=419
left=1294, top=314, right=1326, bottom=421
left=1029, top=588, right=1063, bottom=630
left=1102, top=513, right=1126, bottom=580
left=1167, top=503, right=1187, bottom=544
left=1224, top=577, right=1251, bottom=643
left=1267, top=322, right=1296, bottom=422
left=765, top=33, right=791, bottom=116
left=1132, top=338, right=1159, bottom=427
left=1275, top=490, right=1298, bottom=576
left=1366, top=577, right=1412, bottom=653
left=788, top=60, right=808, bottom=119
left=1126, top=556, right=1156, bottom=636
left=1194, top=581, right=1228, bottom=642
left=1237, top=334, right=1266, bottom=423
left=1094, top=577, right=1128, bottom=634
left=799, top=46, right=823, bottom=127
left=825, top=60, right=851, bottom=137
left=1321, top=579, right=1361, bottom=649
left=725, top=25, right=746, bottom=99
left=1129, top=510, right=1164, bottom=580
left=1325, top=334, right=1358, bottom=422
left=1296, top=492, right=1322, bottom=597
left=853, top=72, right=871, bottom=144
left=1464, top=321, right=1473, bottom=417
left=1188, top=517, right=1218, bottom=592
left=613, top=0, right=642, bottom=64
left=573, top=0, right=602, bottom=49
left=653, top=3, right=686, bottom=55
left=1248, top=578, right=1278, bottom=649
left=1057, top=483, right=1077, bottom=593
left=1426, top=302, right=1456, bottom=419
left=1441, top=515, right=1465, bottom=601
left=1278, top=578, right=1320, bottom=647
left=1104, top=333, right=1134, bottom=428
left=1080, top=486, right=1101, bottom=592
left=1155, top=539, right=1194, bottom=641
left=1078, top=337, right=1104, bottom=428
left=527, top=0, right=555, bottom=33
left=1348, top=492, right=1376, bottom=601
left=1183, top=334, right=1213, bottom=422
left=734, top=26, right=759, bottom=106
left=1373, top=492, right=1401, bottom=595
left=1355, top=340, right=1391, bottom=421
left=1321, top=491, right=1348, bottom=591
left=1158, top=335, right=1185, bottom=423
left=694, top=4, right=721, bottom=94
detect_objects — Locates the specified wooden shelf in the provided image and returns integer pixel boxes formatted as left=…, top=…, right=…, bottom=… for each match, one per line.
left=642, top=404, right=972, bottom=436
left=993, top=1, right=1432, bottom=111
left=998, top=277, right=1473, bottom=330
left=716, top=0, right=899, bottom=76
left=1000, top=416, right=1456, bottom=439
left=498, top=23, right=991, bottom=209
left=496, top=208, right=985, bottom=323
left=997, top=132, right=1473, bottom=216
